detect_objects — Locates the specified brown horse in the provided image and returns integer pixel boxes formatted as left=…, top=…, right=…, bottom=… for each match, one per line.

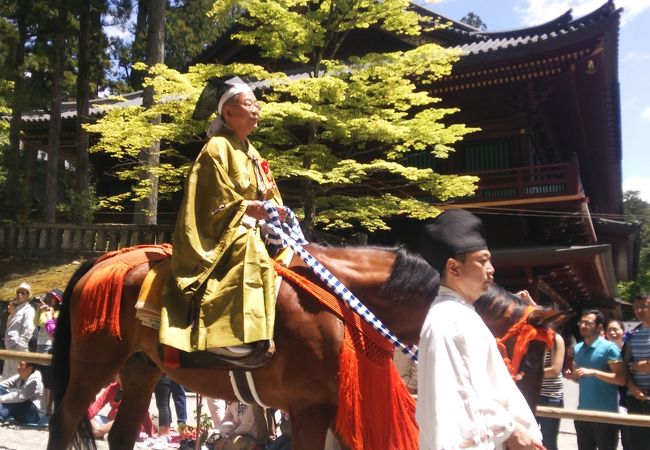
left=47, top=244, right=559, bottom=450
left=475, top=284, right=573, bottom=408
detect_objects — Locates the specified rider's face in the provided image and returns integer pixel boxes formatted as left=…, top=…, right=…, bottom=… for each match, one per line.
left=222, top=91, right=260, bottom=137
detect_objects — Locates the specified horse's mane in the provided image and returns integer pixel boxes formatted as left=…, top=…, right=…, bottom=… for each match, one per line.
left=306, top=243, right=438, bottom=306
left=474, top=284, right=527, bottom=320
left=380, top=246, right=440, bottom=306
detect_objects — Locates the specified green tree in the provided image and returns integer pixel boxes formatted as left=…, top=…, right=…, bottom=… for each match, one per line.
left=43, top=0, right=70, bottom=223
left=0, top=17, right=12, bottom=162
left=74, top=0, right=94, bottom=216
left=0, top=79, right=10, bottom=188
left=165, top=0, right=229, bottom=70
left=617, top=190, right=650, bottom=300
left=89, top=0, right=479, bottom=236
left=1, top=0, right=30, bottom=220
left=460, top=12, right=487, bottom=31
left=111, top=0, right=229, bottom=92
left=0, top=0, right=114, bottom=222
left=134, top=0, right=165, bottom=225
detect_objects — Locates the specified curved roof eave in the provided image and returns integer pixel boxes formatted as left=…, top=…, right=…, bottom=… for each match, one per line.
left=452, top=4, right=622, bottom=63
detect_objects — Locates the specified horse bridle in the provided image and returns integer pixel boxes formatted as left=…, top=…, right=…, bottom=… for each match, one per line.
left=495, top=306, right=554, bottom=380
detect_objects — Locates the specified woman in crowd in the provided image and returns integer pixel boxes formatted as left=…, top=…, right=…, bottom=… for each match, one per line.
left=87, top=375, right=154, bottom=440
left=606, top=318, right=631, bottom=450
left=153, top=373, right=187, bottom=443
left=536, top=329, right=565, bottom=450
left=33, top=288, right=62, bottom=415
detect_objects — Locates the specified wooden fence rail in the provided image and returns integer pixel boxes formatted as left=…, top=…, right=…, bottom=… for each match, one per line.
left=0, top=223, right=174, bottom=260
left=0, top=358, right=648, bottom=429
left=0, top=349, right=52, bottom=365
left=411, top=395, right=650, bottom=428
left=536, top=405, right=650, bottom=427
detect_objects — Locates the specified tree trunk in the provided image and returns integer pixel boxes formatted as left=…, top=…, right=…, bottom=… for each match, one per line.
left=43, top=2, right=67, bottom=223
left=21, top=143, right=38, bottom=219
left=5, top=11, right=27, bottom=221
left=129, top=0, right=149, bottom=89
left=75, top=0, right=91, bottom=198
left=301, top=123, right=318, bottom=238
left=134, top=0, right=164, bottom=225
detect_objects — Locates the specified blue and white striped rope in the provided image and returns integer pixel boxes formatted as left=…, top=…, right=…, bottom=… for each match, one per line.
left=262, top=202, right=418, bottom=362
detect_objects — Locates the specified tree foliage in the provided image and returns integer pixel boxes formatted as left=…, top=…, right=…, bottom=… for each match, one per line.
left=90, top=0, right=479, bottom=235
left=460, top=12, right=487, bottom=31
left=617, top=190, right=650, bottom=300
left=111, top=0, right=227, bottom=92
left=0, top=0, right=114, bottom=222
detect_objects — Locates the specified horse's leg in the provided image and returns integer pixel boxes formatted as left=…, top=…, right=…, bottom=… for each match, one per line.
left=289, top=404, right=335, bottom=450
left=47, top=360, right=118, bottom=450
left=107, top=352, right=162, bottom=449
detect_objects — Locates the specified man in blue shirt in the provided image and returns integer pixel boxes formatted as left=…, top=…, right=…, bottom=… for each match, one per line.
left=565, top=309, right=625, bottom=450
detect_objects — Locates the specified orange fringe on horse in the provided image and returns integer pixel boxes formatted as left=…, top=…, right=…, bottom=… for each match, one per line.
left=76, top=244, right=172, bottom=337
left=274, top=262, right=418, bottom=450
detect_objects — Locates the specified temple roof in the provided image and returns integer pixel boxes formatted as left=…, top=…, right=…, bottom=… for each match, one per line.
left=414, top=0, right=621, bottom=60
left=19, top=91, right=144, bottom=124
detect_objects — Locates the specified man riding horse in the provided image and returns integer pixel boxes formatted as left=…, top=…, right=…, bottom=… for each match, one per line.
left=161, top=77, right=284, bottom=365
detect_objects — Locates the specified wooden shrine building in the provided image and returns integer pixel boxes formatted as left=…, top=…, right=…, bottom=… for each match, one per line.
left=195, top=1, right=639, bottom=313
left=12, top=1, right=639, bottom=313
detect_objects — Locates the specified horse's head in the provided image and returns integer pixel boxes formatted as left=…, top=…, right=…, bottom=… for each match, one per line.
left=475, top=284, right=574, bottom=409
left=379, top=246, right=440, bottom=346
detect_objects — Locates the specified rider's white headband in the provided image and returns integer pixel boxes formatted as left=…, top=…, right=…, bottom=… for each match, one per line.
left=217, top=84, right=254, bottom=115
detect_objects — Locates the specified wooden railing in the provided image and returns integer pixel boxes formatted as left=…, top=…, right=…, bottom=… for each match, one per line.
left=455, top=160, right=583, bottom=204
left=0, top=223, right=174, bottom=260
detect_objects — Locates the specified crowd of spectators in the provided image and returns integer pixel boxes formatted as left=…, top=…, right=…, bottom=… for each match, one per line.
left=1, top=277, right=649, bottom=450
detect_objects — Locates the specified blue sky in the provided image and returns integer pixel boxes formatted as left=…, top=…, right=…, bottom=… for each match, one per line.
left=423, top=0, right=650, bottom=202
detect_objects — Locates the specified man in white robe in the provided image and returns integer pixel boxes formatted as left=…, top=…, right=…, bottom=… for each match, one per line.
left=416, top=210, right=543, bottom=450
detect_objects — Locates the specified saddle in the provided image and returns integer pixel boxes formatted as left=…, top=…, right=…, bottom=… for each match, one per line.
left=136, top=258, right=276, bottom=370
left=161, top=340, right=275, bottom=370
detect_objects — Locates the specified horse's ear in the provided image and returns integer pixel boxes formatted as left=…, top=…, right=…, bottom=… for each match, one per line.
left=527, top=309, right=575, bottom=328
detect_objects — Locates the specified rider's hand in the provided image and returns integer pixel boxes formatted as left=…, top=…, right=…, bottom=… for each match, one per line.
left=277, top=206, right=287, bottom=222
left=244, top=201, right=269, bottom=220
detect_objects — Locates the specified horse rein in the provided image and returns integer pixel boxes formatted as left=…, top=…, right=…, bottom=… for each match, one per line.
left=496, top=306, right=555, bottom=380
left=262, top=202, right=419, bottom=362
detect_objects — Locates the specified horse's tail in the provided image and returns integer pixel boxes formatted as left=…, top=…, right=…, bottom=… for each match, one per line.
left=51, top=259, right=97, bottom=450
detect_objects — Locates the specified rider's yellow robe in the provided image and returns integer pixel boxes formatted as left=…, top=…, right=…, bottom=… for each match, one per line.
left=160, top=127, right=282, bottom=351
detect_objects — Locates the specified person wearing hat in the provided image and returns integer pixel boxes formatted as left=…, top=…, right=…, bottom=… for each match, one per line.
left=161, top=77, right=283, bottom=358
left=415, top=209, right=542, bottom=450
left=2, top=282, right=36, bottom=380
left=34, top=288, right=62, bottom=354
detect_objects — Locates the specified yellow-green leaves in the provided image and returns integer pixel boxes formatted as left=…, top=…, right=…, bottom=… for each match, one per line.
left=91, top=1, right=481, bottom=234
left=210, top=0, right=422, bottom=63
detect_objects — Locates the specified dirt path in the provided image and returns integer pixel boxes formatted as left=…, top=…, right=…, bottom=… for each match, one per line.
left=0, top=423, right=109, bottom=450
left=0, top=393, right=206, bottom=450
